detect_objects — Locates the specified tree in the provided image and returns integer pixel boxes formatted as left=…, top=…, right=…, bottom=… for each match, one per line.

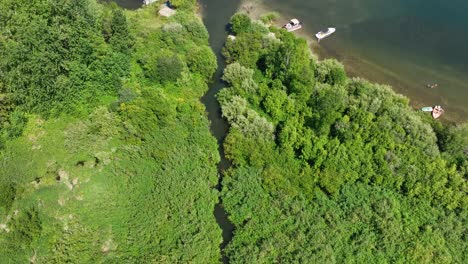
left=221, top=96, right=275, bottom=140
left=2, top=110, right=27, bottom=139
left=222, top=63, right=255, bottom=87
left=262, top=88, right=288, bottom=121
left=110, top=8, right=133, bottom=54
left=260, top=12, right=280, bottom=25
left=186, top=46, right=217, bottom=80
left=230, top=13, right=252, bottom=34
left=169, top=0, right=195, bottom=10
left=155, top=54, right=184, bottom=83
left=315, top=59, right=347, bottom=86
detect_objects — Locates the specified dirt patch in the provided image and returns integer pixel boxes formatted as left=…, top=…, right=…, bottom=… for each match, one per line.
left=159, top=5, right=176, bottom=17
left=101, top=238, right=116, bottom=253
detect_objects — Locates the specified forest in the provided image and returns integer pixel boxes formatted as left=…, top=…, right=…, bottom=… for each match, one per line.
left=0, top=0, right=466, bottom=263
left=219, top=13, right=467, bottom=263
left=0, top=0, right=222, bottom=262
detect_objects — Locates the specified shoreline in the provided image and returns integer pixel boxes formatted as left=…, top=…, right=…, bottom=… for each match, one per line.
left=237, top=0, right=467, bottom=123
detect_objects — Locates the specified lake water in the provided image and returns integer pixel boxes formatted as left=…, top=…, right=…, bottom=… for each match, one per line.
left=254, top=0, right=468, bottom=121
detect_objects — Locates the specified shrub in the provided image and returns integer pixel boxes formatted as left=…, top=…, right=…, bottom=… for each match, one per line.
left=0, top=181, right=15, bottom=211
left=150, top=54, right=184, bottom=83
left=158, top=55, right=184, bottom=83
left=186, top=46, right=217, bottom=80
left=109, top=8, right=133, bottom=53
left=0, top=94, right=14, bottom=128
left=221, top=96, right=275, bottom=140
left=315, top=59, right=347, bottom=86
left=169, top=0, right=195, bottom=10
left=183, top=20, right=209, bottom=45
left=230, top=13, right=252, bottom=34
left=2, top=110, right=27, bottom=139
left=222, top=63, right=254, bottom=87
left=260, top=12, right=280, bottom=24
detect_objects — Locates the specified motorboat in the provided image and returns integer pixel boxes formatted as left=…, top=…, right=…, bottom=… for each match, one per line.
left=316, top=27, right=336, bottom=41
left=282, top=19, right=303, bottom=32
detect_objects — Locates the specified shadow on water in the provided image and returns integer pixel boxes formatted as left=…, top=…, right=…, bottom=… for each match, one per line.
left=198, top=0, right=241, bottom=262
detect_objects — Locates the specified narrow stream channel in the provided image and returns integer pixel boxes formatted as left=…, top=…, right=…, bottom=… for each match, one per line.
left=109, top=0, right=239, bottom=261
left=198, top=0, right=241, bottom=262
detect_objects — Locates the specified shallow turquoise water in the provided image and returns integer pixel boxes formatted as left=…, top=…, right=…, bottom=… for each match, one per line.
left=261, top=0, right=468, bottom=121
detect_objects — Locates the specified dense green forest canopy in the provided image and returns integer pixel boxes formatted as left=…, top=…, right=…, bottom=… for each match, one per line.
left=0, top=0, right=466, bottom=262
left=219, top=13, right=467, bottom=263
left=0, top=0, right=222, bottom=262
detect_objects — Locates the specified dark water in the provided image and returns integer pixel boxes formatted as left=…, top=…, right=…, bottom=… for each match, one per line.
left=108, top=0, right=239, bottom=261
left=198, top=0, right=240, bottom=259
left=260, top=0, right=468, bottom=121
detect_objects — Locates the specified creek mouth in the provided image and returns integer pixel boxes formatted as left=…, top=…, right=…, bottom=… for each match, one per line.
left=198, top=0, right=241, bottom=262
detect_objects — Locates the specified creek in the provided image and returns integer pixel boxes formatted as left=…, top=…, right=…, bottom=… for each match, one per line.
left=198, top=0, right=240, bottom=261
left=109, top=0, right=240, bottom=261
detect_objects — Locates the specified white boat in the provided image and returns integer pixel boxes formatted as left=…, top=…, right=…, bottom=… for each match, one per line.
left=316, top=27, right=336, bottom=41
left=282, top=19, right=303, bottom=32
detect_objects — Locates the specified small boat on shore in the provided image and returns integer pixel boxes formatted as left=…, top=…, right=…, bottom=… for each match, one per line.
left=282, top=19, right=303, bottom=32
left=422, top=105, right=444, bottom=119
left=316, top=27, right=336, bottom=42
left=432, top=105, right=444, bottom=119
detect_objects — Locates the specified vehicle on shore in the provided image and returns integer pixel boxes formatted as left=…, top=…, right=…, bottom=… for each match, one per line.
left=282, top=19, right=303, bottom=32
left=316, top=27, right=336, bottom=42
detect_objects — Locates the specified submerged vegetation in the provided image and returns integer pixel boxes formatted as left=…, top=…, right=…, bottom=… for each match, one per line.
left=0, top=0, right=221, bottom=262
left=219, top=13, right=467, bottom=263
